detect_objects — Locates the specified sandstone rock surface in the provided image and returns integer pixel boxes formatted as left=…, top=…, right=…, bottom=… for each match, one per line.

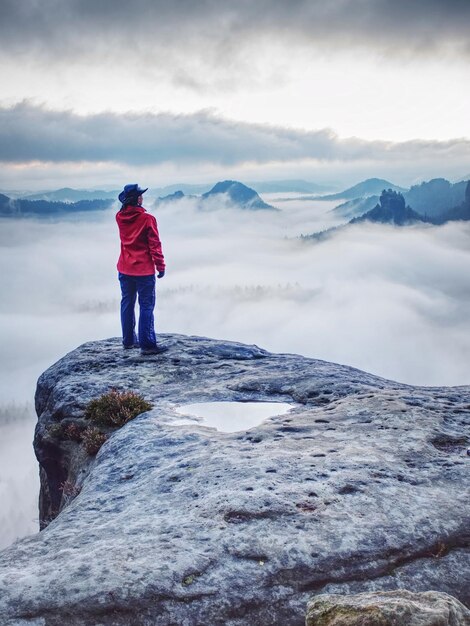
left=306, top=590, right=470, bottom=625
left=0, top=334, right=469, bottom=625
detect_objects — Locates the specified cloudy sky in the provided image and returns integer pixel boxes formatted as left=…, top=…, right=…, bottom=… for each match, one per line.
left=2, top=1, right=470, bottom=549
left=1, top=0, right=469, bottom=189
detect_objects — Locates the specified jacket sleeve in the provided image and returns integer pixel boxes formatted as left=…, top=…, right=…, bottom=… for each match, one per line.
left=147, top=216, right=165, bottom=272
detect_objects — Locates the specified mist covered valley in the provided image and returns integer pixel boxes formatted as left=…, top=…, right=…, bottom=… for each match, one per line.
left=1, top=191, right=469, bottom=548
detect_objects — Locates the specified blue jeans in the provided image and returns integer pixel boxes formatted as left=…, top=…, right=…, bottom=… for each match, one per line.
left=118, top=273, right=157, bottom=350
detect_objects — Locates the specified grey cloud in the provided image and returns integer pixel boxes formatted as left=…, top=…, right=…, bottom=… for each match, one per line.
left=0, top=0, right=469, bottom=65
left=1, top=102, right=469, bottom=167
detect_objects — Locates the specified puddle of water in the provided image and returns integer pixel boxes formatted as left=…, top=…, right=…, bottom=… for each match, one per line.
left=174, top=401, right=293, bottom=433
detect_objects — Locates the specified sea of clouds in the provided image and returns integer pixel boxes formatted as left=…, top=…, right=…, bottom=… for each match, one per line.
left=1, top=193, right=469, bottom=548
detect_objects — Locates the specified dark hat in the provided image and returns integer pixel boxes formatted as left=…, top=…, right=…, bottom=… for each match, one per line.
left=118, top=184, right=148, bottom=204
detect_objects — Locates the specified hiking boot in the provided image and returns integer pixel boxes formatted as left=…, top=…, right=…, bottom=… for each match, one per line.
left=141, top=345, right=169, bottom=356
left=123, top=343, right=139, bottom=350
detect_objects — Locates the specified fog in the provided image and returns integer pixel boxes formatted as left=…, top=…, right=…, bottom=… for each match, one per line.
left=1, top=194, right=469, bottom=548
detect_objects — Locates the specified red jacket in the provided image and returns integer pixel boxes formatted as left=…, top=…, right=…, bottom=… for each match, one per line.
left=116, top=205, right=165, bottom=275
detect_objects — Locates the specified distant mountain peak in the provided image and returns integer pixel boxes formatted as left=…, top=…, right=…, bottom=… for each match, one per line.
left=207, top=180, right=239, bottom=194
left=202, top=180, right=276, bottom=210
left=157, top=190, right=186, bottom=203
left=310, top=178, right=407, bottom=202
left=156, top=180, right=276, bottom=211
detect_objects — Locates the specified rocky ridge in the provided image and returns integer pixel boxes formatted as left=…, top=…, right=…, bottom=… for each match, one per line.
left=0, top=193, right=113, bottom=217
left=306, top=178, right=407, bottom=202
left=0, top=334, right=468, bottom=625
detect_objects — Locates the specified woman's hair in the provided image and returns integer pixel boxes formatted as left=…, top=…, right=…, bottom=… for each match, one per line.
left=120, top=195, right=139, bottom=210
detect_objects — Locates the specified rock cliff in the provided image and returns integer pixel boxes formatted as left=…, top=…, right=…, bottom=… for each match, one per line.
left=0, top=334, right=469, bottom=625
left=349, top=189, right=425, bottom=226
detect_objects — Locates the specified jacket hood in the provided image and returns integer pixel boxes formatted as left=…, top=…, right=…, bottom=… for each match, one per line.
left=117, top=205, right=147, bottom=223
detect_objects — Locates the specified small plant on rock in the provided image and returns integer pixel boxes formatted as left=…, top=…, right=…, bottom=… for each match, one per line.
left=63, top=423, right=83, bottom=442
left=82, top=426, right=108, bottom=455
left=60, top=480, right=82, bottom=504
left=46, top=423, right=63, bottom=438
left=84, top=389, right=152, bottom=427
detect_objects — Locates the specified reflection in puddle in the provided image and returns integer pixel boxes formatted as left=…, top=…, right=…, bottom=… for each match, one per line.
left=174, top=401, right=293, bottom=433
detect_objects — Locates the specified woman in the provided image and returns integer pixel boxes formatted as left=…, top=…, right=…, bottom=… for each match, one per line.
left=116, top=184, right=167, bottom=355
